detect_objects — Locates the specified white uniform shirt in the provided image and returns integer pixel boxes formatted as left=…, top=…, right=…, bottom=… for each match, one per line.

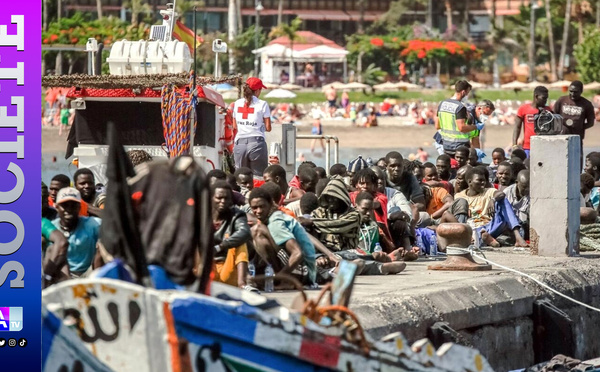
left=233, top=96, right=271, bottom=140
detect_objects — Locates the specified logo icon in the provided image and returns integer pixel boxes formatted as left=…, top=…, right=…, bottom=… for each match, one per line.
left=0, top=338, right=5, bottom=347
left=0, top=307, right=23, bottom=331
left=18, top=338, right=26, bottom=347
left=8, top=338, right=16, bottom=347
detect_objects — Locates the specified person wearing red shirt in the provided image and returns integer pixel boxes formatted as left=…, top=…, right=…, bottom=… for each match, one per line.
left=349, top=168, right=389, bottom=229
left=513, top=86, right=551, bottom=157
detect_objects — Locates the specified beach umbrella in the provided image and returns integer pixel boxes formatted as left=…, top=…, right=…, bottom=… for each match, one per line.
left=321, top=81, right=346, bottom=91
left=526, top=81, right=547, bottom=89
left=501, top=81, right=528, bottom=90
left=549, top=80, right=571, bottom=88
left=264, top=82, right=280, bottom=89
left=373, top=81, right=399, bottom=91
left=279, top=83, right=303, bottom=90
left=265, top=88, right=297, bottom=99
left=209, top=83, right=236, bottom=92
left=221, top=90, right=239, bottom=100
left=584, top=82, right=600, bottom=90
left=395, top=81, right=420, bottom=89
left=341, top=82, right=370, bottom=90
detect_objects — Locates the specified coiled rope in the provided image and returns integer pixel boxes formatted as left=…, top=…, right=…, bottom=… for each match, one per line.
left=580, top=224, right=600, bottom=252
left=161, top=72, right=196, bottom=158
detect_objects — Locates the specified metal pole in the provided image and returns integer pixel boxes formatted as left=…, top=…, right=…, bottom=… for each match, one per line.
left=215, top=53, right=219, bottom=78
left=325, top=138, right=331, bottom=174
left=192, top=6, right=198, bottom=157
left=331, top=136, right=339, bottom=165
left=529, top=0, right=536, bottom=82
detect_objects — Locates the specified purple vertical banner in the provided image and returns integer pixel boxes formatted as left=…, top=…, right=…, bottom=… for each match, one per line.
left=0, top=1, right=41, bottom=370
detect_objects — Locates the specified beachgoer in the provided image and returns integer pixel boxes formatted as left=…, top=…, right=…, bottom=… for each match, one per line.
left=436, top=80, right=481, bottom=155
left=341, top=90, right=350, bottom=109
left=513, top=86, right=551, bottom=157
left=233, top=77, right=271, bottom=177
left=52, top=187, right=101, bottom=278
left=310, top=113, right=325, bottom=153
left=417, top=147, right=429, bottom=163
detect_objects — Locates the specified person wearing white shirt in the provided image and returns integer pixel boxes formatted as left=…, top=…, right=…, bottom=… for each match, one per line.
left=233, top=77, right=272, bottom=176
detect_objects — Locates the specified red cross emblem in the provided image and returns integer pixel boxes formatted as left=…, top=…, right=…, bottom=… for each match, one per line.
left=237, top=106, right=255, bottom=119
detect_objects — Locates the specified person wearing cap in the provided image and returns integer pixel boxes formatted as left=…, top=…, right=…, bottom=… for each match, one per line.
left=51, top=187, right=101, bottom=278
left=233, top=77, right=272, bottom=177
left=347, top=155, right=369, bottom=179
left=553, top=81, right=596, bottom=168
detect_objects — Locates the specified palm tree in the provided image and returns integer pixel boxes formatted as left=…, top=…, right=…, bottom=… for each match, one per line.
left=544, top=0, right=557, bottom=81
left=278, top=0, right=283, bottom=26
left=228, top=0, right=238, bottom=73
left=444, top=0, right=453, bottom=36
left=358, top=0, right=365, bottom=34
left=573, top=0, right=593, bottom=44
left=124, top=0, right=152, bottom=26
left=558, top=0, right=573, bottom=79
left=487, top=23, right=523, bottom=87
left=97, top=0, right=103, bottom=19
left=269, top=17, right=303, bottom=84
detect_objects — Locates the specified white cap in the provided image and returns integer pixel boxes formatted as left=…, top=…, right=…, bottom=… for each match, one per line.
left=56, top=187, right=81, bottom=204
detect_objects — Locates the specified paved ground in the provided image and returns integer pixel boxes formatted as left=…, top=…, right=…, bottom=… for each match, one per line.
left=264, top=248, right=600, bottom=310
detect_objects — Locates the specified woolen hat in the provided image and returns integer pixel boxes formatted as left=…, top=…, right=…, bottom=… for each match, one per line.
left=348, top=155, right=369, bottom=173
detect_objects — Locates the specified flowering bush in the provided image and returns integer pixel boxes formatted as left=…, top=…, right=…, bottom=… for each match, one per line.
left=398, top=40, right=482, bottom=64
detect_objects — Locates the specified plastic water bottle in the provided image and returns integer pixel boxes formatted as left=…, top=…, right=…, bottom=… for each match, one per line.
left=264, top=264, right=274, bottom=293
left=248, top=262, right=255, bottom=278
left=373, top=243, right=383, bottom=253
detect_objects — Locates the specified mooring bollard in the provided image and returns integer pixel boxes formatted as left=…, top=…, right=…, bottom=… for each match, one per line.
left=428, top=223, right=492, bottom=271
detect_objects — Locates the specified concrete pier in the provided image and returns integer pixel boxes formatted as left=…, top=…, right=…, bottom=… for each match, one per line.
left=267, top=250, right=600, bottom=371
left=530, top=135, right=581, bottom=256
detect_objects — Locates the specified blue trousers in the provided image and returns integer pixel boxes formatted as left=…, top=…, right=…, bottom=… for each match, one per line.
left=452, top=198, right=521, bottom=244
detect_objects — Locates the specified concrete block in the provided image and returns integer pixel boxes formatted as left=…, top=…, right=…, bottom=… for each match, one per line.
left=530, top=135, right=581, bottom=200
left=530, top=135, right=580, bottom=256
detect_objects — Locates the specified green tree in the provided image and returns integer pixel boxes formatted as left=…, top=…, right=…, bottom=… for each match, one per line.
left=268, top=17, right=303, bottom=83
left=229, top=26, right=267, bottom=74
left=574, top=28, right=600, bottom=82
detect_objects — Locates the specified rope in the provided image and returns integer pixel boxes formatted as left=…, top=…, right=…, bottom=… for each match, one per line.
left=453, top=248, right=600, bottom=314
left=161, top=72, right=196, bottom=157
left=580, top=224, right=600, bottom=252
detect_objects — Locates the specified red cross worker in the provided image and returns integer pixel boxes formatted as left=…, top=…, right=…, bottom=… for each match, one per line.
left=232, top=77, right=272, bottom=177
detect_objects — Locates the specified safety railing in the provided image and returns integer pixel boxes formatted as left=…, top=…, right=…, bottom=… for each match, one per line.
left=295, top=135, right=339, bottom=174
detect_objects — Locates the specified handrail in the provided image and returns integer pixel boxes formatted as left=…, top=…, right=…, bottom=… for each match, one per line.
left=296, top=134, right=340, bottom=174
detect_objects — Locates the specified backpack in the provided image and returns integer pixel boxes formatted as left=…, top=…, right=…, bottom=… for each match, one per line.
left=534, top=109, right=564, bottom=135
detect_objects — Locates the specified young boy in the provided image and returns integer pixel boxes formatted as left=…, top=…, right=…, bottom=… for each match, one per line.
left=234, top=167, right=254, bottom=201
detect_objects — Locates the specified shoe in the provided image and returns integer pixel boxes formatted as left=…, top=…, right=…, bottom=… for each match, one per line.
left=242, top=285, right=260, bottom=294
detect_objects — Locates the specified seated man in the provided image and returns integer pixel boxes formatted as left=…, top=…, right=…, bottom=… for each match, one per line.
left=261, top=181, right=297, bottom=218
left=349, top=168, right=388, bottom=228
left=444, top=167, right=527, bottom=247
left=504, top=170, right=530, bottom=240
left=451, top=165, right=472, bottom=194
left=300, top=179, right=406, bottom=275
left=211, top=181, right=255, bottom=291
left=584, top=153, right=600, bottom=209
left=494, top=161, right=514, bottom=191
left=208, top=169, right=246, bottom=206
left=286, top=167, right=319, bottom=211
left=454, top=146, right=470, bottom=169
left=51, top=187, right=101, bottom=278
left=488, top=148, right=506, bottom=184
left=581, top=173, right=595, bottom=208
left=234, top=167, right=254, bottom=202
left=423, top=162, right=454, bottom=195
left=249, top=188, right=317, bottom=287
left=385, top=151, right=426, bottom=211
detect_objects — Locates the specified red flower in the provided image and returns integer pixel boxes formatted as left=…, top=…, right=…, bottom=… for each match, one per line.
left=417, top=50, right=427, bottom=59
left=43, top=38, right=49, bottom=44
left=71, top=37, right=79, bottom=44
left=392, top=37, right=398, bottom=42
left=470, top=44, right=476, bottom=50
left=50, top=34, right=58, bottom=42
left=370, top=38, right=384, bottom=47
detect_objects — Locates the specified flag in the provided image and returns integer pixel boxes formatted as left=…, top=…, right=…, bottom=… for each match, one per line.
left=100, top=122, right=150, bottom=286
left=172, top=20, right=203, bottom=52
